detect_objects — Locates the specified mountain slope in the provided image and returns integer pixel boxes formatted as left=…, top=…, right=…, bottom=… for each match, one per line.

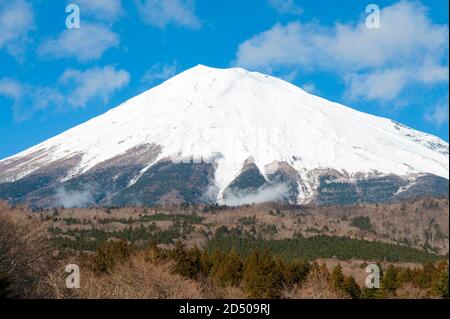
left=0, top=65, right=448, bottom=207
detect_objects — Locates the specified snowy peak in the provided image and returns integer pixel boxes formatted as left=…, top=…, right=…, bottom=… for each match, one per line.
left=0, top=65, right=448, bottom=207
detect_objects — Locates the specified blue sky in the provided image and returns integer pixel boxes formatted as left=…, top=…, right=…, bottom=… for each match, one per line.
left=0, top=0, right=448, bottom=160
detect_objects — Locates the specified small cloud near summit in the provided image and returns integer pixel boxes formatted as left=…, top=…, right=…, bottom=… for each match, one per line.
left=268, top=0, right=303, bottom=15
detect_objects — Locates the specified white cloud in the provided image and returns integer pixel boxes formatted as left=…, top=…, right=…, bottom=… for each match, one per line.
left=316, top=2, right=448, bottom=69
left=135, top=0, right=201, bottom=29
left=345, top=62, right=449, bottom=101
left=141, top=62, right=179, bottom=86
left=268, top=0, right=303, bottom=15
left=55, top=186, right=94, bottom=208
left=0, top=66, right=130, bottom=120
left=235, top=22, right=316, bottom=73
left=38, top=23, right=119, bottom=62
left=74, top=0, right=124, bottom=21
left=235, top=2, right=449, bottom=102
left=302, top=82, right=318, bottom=94
left=346, top=69, right=409, bottom=101
left=425, top=99, right=449, bottom=128
left=0, top=0, right=34, bottom=58
left=278, top=70, right=298, bottom=82
left=60, top=66, right=130, bottom=108
left=0, top=78, right=21, bottom=99
left=416, top=59, right=449, bottom=85
left=30, top=87, right=65, bottom=111
left=222, top=183, right=289, bottom=206
left=0, top=78, right=63, bottom=121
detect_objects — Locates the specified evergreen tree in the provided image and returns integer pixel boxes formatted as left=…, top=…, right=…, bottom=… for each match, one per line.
left=431, top=261, right=449, bottom=298
left=199, top=250, right=213, bottom=278
left=242, top=249, right=284, bottom=298
left=360, top=287, right=383, bottom=299
left=212, top=249, right=243, bottom=287
left=342, top=276, right=361, bottom=299
left=381, top=265, right=399, bottom=294
left=288, top=260, right=311, bottom=286
left=331, top=264, right=345, bottom=291
left=396, top=267, right=413, bottom=286
left=273, top=258, right=292, bottom=287
left=412, top=262, right=435, bottom=289
left=171, top=243, right=203, bottom=279
left=433, top=271, right=449, bottom=299
left=89, top=240, right=133, bottom=274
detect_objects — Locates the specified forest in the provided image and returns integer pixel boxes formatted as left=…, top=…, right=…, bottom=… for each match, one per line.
left=0, top=199, right=448, bottom=299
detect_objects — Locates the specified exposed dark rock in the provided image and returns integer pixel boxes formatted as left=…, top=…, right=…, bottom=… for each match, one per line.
left=314, top=173, right=449, bottom=205
left=226, top=162, right=268, bottom=192
left=110, top=160, right=216, bottom=206
left=395, top=174, right=449, bottom=200
left=265, top=162, right=301, bottom=203
left=0, top=144, right=161, bottom=208
left=0, top=146, right=447, bottom=208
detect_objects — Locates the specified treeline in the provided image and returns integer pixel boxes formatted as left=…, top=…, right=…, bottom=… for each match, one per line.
left=207, top=227, right=442, bottom=264
left=80, top=240, right=449, bottom=299
left=350, top=216, right=375, bottom=233
left=49, top=220, right=196, bottom=251
left=50, top=222, right=443, bottom=264
left=48, top=213, right=204, bottom=226
left=97, top=213, right=204, bottom=225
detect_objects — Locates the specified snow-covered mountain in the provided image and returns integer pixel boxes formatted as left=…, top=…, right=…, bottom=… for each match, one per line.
left=0, top=65, right=448, bottom=207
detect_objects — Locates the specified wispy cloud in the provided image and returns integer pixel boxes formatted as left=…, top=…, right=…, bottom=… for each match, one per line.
left=345, top=68, right=409, bottom=102
left=268, top=0, right=303, bottom=15
left=55, top=186, right=94, bottom=208
left=38, top=23, right=119, bottom=62
left=234, top=22, right=318, bottom=74
left=0, top=66, right=130, bottom=120
left=425, top=98, right=449, bottom=128
left=60, top=66, right=130, bottom=108
left=0, top=0, right=34, bottom=59
left=302, top=82, right=318, bottom=94
left=141, top=61, right=179, bottom=86
left=235, top=2, right=449, bottom=103
left=135, top=0, right=201, bottom=29
left=73, top=0, right=124, bottom=22
left=222, top=183, right=289, bottom=206
left=0, top=78, right=63, bottom=121
left=0, top=78, right=21, bottom=99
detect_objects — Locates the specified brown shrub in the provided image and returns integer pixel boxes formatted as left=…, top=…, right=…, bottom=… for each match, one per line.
left=48, top=253, right=205, bottom=299
left=282, top=265, right=346, bottom=299
left=82, top=240, right=134, bottom=275
left=215, top=286, right=246, bottom=299
left=395, top=283, right=430, bottom=299
left=0, top=203, right=54, bottom=298
left=197, top=278, right=246, bottom=299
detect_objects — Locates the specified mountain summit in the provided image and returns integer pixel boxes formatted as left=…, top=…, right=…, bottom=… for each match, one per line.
left=0, top=65, right=448, bottom=207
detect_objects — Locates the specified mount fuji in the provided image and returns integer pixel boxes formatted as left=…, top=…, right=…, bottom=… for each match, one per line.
left=0, top=65, right=448, bottom=208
